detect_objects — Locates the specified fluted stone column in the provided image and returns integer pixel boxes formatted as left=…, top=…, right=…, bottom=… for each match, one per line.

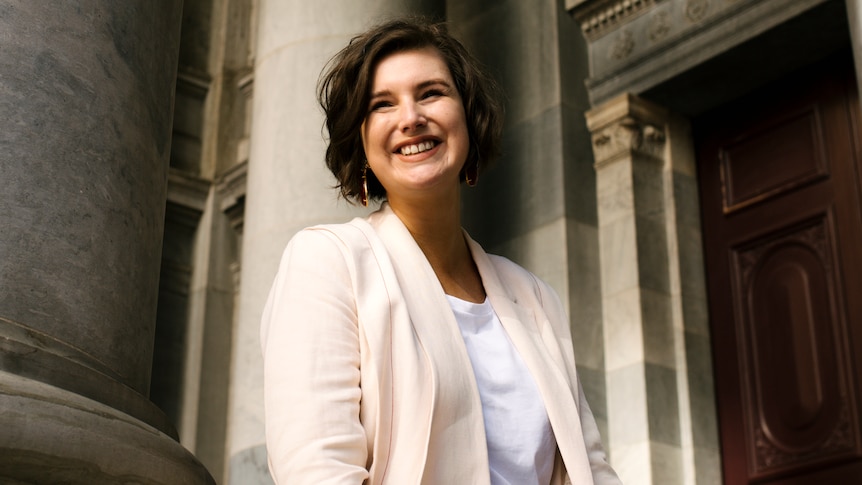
left=228, top=1, right=443, bottom=483
left=586, top=93, right=720, bottom=485
left=0, top=2, right=213, bottom=483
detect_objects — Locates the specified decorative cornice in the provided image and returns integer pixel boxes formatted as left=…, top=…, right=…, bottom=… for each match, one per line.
left=571, top=0, right=659, bottom=41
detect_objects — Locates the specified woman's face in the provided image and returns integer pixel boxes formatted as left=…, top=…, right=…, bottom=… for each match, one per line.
left=361, top=47, right=470, bottom=203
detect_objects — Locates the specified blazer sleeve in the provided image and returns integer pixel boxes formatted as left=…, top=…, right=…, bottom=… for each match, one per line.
left=260, top=228, right=369, bottom=484
left=535, top=278, right=623, bottom=485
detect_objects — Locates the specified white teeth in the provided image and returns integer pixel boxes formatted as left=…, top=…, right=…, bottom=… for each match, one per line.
left=400, top=141, right=435, bottom=155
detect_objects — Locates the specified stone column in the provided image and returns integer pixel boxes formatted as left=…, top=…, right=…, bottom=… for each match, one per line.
left=227, top=1, right=444, bottom=483
left=586, top=93, right=720, bottom=485
left=0, top=2, right=212, bottom=483
left=846, top=0, right=862, bottom=98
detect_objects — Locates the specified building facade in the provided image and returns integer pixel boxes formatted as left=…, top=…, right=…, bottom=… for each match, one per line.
left=2, top=0, right=862, bottom=484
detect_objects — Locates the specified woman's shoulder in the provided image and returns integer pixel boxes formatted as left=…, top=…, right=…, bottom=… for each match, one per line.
left=484, top=253, right=559, bottom=304
left=285, top=218, right=372, bottom=255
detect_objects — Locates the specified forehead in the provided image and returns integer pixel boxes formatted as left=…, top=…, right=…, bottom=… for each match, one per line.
left=370, top=47, right=454, bottom=89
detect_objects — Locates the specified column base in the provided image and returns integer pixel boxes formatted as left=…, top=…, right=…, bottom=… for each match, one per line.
left=0, top=371, right=214, bottom=484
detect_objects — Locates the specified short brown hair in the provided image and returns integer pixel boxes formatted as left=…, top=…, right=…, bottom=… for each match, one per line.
left=318, top=17, right=504, bottom=204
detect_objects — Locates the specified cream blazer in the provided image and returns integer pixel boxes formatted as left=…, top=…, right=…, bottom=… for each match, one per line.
left=261, top=204, right=621, bottom=485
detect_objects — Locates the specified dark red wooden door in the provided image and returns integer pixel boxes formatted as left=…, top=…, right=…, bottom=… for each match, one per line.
left=696, top=57, right=862, bottom=484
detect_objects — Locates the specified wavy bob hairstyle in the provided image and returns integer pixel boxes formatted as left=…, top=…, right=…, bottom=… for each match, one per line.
left=318, top=17, right=504, bottom=204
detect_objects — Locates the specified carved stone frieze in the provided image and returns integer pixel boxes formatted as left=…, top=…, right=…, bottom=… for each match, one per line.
left=685, top=0, right=710, bottom=22
left=609, top=30, right=635, bottom=60
left=569, top=0, right=827, bottom=106
left=573, top=0, right=658, bottom=41
left=647, top=10, right=671, bottom=43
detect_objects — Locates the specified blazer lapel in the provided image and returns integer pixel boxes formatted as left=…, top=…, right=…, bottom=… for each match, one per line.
left=466, top=235, right=595, bottom=485
left=365, top=205, right=490, bottom=484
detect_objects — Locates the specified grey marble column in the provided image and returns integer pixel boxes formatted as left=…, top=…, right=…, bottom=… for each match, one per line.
left=0, top=2, right=212, bottom=482
left=228, top=1, right=443, bottom=483
left=586, top=93, right=720, bottom=485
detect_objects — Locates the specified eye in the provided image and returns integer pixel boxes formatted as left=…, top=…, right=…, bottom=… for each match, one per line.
left=421, top=89, right=444, bottom=99
left=369, top=100, right=392, bottom=112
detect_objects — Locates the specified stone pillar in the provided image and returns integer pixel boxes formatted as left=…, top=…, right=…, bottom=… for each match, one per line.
left=846, top=0, right=862, bottom=98
left=0, top=2, right=213, bottom=483
left=227, top=1, right=444, bottom=483
left=586, top=93, right=720, bottom=485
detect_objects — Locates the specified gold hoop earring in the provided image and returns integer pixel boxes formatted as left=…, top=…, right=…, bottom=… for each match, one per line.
left=465, top=160, right=478, bottom=187
left=361, top=162, right=369, bottom=207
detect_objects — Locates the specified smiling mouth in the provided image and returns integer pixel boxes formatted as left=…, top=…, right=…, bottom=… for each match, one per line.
left=398, top=141, right=437, bottom=155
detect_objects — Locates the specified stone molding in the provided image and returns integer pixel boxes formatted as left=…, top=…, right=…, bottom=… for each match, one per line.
left=0, top=370, right=214, bottom=484
left=167, top=169, right=210, bottom=212
left=586, top=93, right=668, bottom=167
left=216, top=160, right=247, bottom=235
left=176, top=67, right=212, bottom=100
left=237, top=69, right=254, bottom=98
left=571, top=0, right=659, bottom=41
left=0, top=316, right=178, bottom=439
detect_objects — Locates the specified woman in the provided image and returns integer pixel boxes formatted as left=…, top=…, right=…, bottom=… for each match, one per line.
left=260, top=18, right=621, bottom=485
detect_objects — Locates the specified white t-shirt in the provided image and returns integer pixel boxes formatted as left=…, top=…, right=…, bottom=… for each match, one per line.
left=447, top=295, right=557, bottom=485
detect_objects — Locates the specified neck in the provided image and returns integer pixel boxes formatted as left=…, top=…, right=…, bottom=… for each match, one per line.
left=387, top=188, right=485, bottom=302
left=387, top=188, right=464, bottom=268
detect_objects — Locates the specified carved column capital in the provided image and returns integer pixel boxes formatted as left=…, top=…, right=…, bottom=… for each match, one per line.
left=586, top=92, right=668, bottom=167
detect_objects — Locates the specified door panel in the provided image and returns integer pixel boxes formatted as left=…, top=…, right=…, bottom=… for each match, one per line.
left=696, top=56, right=862, bottom=484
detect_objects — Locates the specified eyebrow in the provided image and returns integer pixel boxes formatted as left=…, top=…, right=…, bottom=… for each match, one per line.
left=369, top=78, right=452, bottom=101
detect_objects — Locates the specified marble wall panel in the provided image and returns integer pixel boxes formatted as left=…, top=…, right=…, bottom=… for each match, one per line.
left=598, top=215, right=639, bottom=296
left=607, top=362, right=650, bottom=446
left=694, top=446, right=723, bottom=484
left=634, top=215, right=671, bottom=293
left=632, top=157, right=667, bottom=222
left=603, top=287, right=645, bottom=371
left=449, top=0, right=562, bottom=126
left=486, top=217, right=569, bottom=302
left=645, top=362, right=681, bottom=446
left=561, top=102, right=601, bottom=225
left=463, top=105, right=568, bottom=248
left=596, top=157, right=636, bottom=225
left=611, top=440, right=651, bottom=485
left=651, top=441, right=685, bottom=484
left=684, top=331, right=719, bottom=451
left=640, top=288, right=675, bottom=368
left=566, top=220, right=605, bottom=369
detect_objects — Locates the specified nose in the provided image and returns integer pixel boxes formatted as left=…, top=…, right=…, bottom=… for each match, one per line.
left=399, top=101, right=426, bottom=132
